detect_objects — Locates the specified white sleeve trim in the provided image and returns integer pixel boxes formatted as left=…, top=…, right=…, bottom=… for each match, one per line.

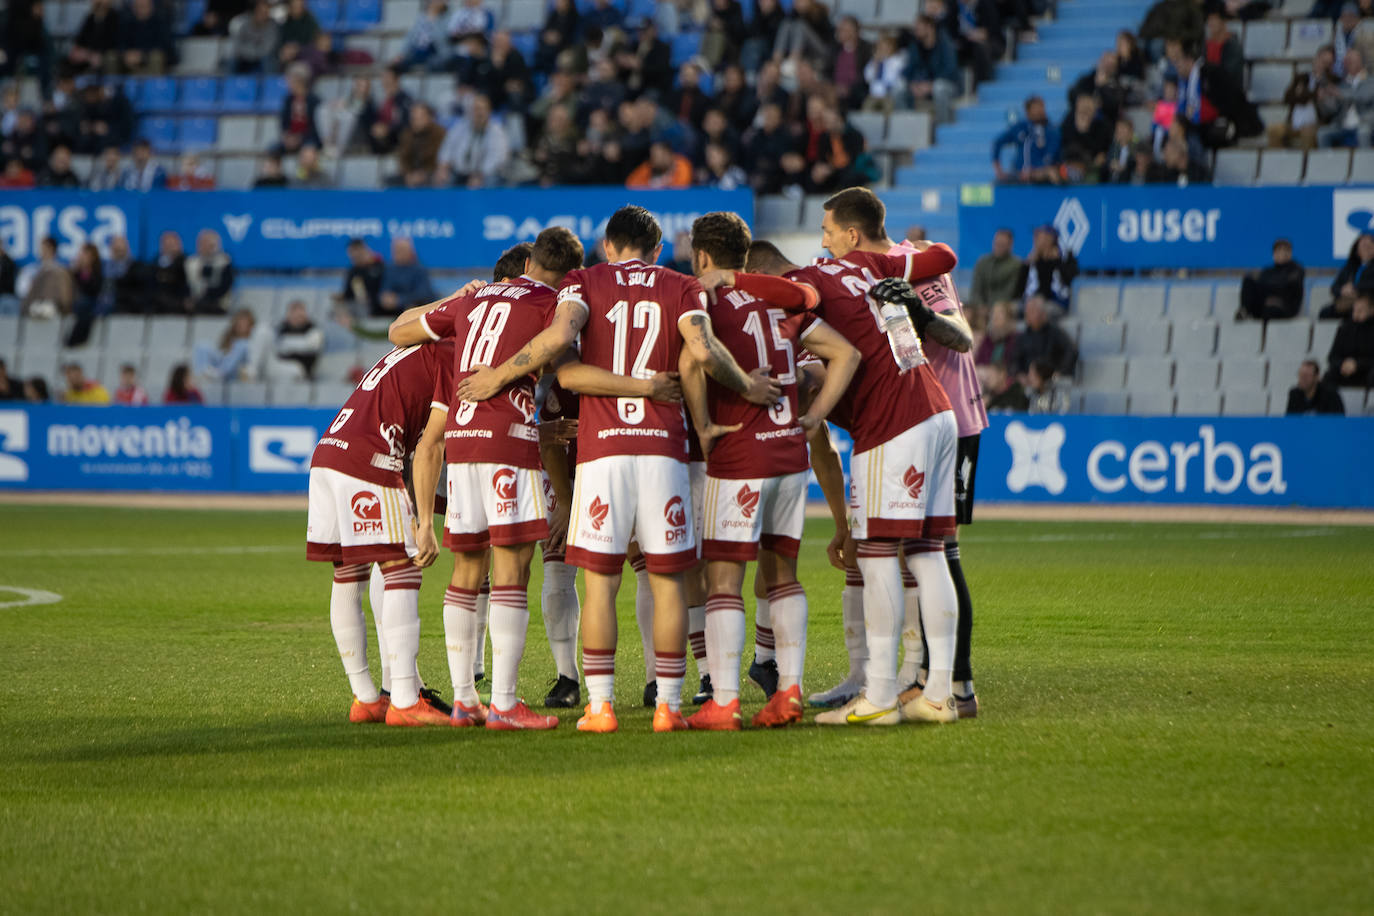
left=678, top=308, right=709, bottom=325
left=419, top=312, right=442, bottom=341
left=799, top=317, right=830, bottom=343
left=431, top=399, right=449, bottom=413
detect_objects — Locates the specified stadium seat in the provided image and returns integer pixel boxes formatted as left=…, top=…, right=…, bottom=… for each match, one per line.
left=873, top=0, right=915, bottom=27
left=339, top=156, right=383, bottom=189
left=1351, top=150, right=1374, bottom=182
left=314, top=351, right=362, bottom=385
left=1221, top=389, right=1269, bottom=416
left=178, top=0, right=207, bottom=35
left=1173, top=358, right=1220, bottom=390
left=221, top=75, right=260, bottom=112
left=261, top=76, right=289, bottom=113
left=1125, top=356, right=1174, bottom=390
left=1268, top=356, right=1304, bottom=392
left=800, top=195, right=830, bottom=232
left=1304, top=149, right=1350, bottom=184
left=1213, top=280, right=1242, bottom=312
left=886, top=111, right=932, bottom=151
left=1128, top=390, right=1176, bottom=416
left=313, top=381, right=358, bottom=408
left=503, top=0, right=546, bottom=30
left=179, top=117, right=218, bottom=151
left=308, top=0, right=342, bottom=29
left=1075, top=282, right=1120, bottom=319
left=1286, top=19, right=1333, bottom=60
left=1310, top=320, right=1339, bottom=358
left=1122, top=321, right=1170, bottom=356
left=1217, top=320, right=1264, bottom=355
left=1120, top=284, right=1167, bottom=319
left=350, top=35, right=385, bottom=64
left=1080, top=390, right=1128, bottom=414
left=226, top=381, right=270, bottom=405
left=1213, top=148, right=1259, bottom=185
left=1124, top=106, right=1153, bottom=140
left=180, top=76, right=220, bottom=112
left=275, top=287, right=325, bottom=314
left=850, top=111, right=887, bottom=151
left=139, top=77, right=179, bottom=111
left=216, top=157, right=258, bottom=189
left=1262, top=319, right=1312, bottom=355
left=1166, top=284, right=1214, bottom=320
left=1242, top=21, right=1287, bottom=59
left=1078, top=356, right=1127, bottom=389
left=20, top=315, right=63, bottom=355
left=340, top=0, right=382, bottom=29
left=269, top=381, right=314, bottom=407
left=1219, top=355, right=1268, bottom=390
left=670, top=32, right=703, bottom=67
left=0, top=316, right=20, bottom=363
left=1078, top=321, right=1124, bottom=358
left=176, top=37, right=221, bottom=74
left=1248, top=63, right=1295, bottom=103
left=756, top=195, right=803, bottom=232
left=383, top=0, right=422, bottom=31
left=258, top=114, right=281, bottom=148
left=1257, top=149, right=1304, bottom=185
left=101, top=316, right=147, bottom=355
left=189, top=317, right=231, bottom=348
left=138, top=116, right=178, bottom=150
left=1338, top=388, right=1366, bottom=415
left=1175, top=390, right=1221, bottom=416
left=836, top=0, right=880, bottom=20
left=147, top=316, right=191, bottom=350
left=218, top=115, right=260, bottom=153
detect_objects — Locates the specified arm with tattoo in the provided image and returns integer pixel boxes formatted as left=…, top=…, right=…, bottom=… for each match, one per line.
left=454, top=301, right=588, bottom=401
left=677, top=312, right=781, bottom=406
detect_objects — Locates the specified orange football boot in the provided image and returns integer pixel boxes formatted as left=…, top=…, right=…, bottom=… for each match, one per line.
left=653, top=703, right=690, bottom=732
left=349, top=695, right=390, bottom=723
left=449, top=699, right=488, bottom=727
left=686, top=698, right=742, bottom=731
left=576, top=701, right=619, bottom=733
left=384, top=696, right=452, bottom=727
left=751, top=685, right=803, bottom=728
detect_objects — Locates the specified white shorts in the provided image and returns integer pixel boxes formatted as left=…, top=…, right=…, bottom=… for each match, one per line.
left=702, top=470, right=808, bottom=562
left=565, top=454, right=696, bottom=575
left=306, top=467, right=416, bottom=564
left=848, top=410, right=958, bottom=542
left=443, top=462, right=548, bottom=552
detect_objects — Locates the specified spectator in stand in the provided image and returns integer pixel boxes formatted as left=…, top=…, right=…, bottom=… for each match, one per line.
left=530, top=103, right=580, bottom=185
left=68, top=0, right=121, bottom=74
left=61, top=362, right=111, bottom=404
left=394, top=0, right=453, bottom=72
left=74, top=80, right=134, bottom=155
left=970, top=228, right=1023, bottom=308
left=378, top=238, right=436, bottom=317
left=23, top=377, right=50, bottom=402
left=252, top=152, right=290, bottom=188
left=992, top=95, right=1061, bottom=183
left=1271, top=45, right=1337, bottom=150
left=1286, top=359, right=1345, bottom=414
left=1, top=2, right=54, bottom=96
left=1325, top=292, right=1374, bottom=387
left=0, top=156, right=35, bottom=188
left=334, top=238, right=385, bottom=315
left=193, top=309, right=259, bottom=382
left=391, top=101, right=444, bottom=188
left=228, top=0, right=279, bottom=74
left=626, top=140, right=693, bottom=189
left=113, top=364, right=149, bottom=406
left=1026, top=358, right=1071, bottom=415
left=66, top=242, right=104, bottom=346
left=1333, top=3, right=1374, bottom=77
left=289, top=143, right=331, bottom=187
left=119, top=0, right=178, bottom=75
left=370, top=68, right=414, bottom=155
left=1139, top=0, right=1203, bottom=60
left=1116, top=30, right=1147, bottom=82
left=743, top=101, right=798, bottom=192
left=941, top=0, right=1004, bottom=86
left=1, top=107, right=45, bottom=173
left=1015, top=295, right=1077, bottom=380
left=582, top=0, right=624, bottom=33
left=1104, top=116, right=1136, bottom=182
left=773, top=0, right=834, bottom=68
left=863, top=34, right=908, bottom=114
left=120, top=138, right=166, bottom=191
left=536, top=0, right=580, bottom=74
left=1319, top=47, right=1374, bottom=147
left=448, top=0, right=495, bottom=61
left=42, top=73, right=81, bottom=153
left=185, top=230, right=236, bottom=315
left=191, top=0, right=252, bottom=38
left=1059, top=94, right=1112, bottom=178
left=278, top=63, right=321, bottom=154
left=477, top=30, right=531, bottom=112
left=1167, top=38, right=1263, bottom=156
left=906, top=15, right=960, bottom=123
left=1068, top=51, right=1127, bottom=123
left=436, top=94, right=509, bottom=188
left=145, top=230, right=189, bottom=313
left=1016, top=225, right=1078, bottom=311
left=275, top=301, right=325, bottom=379
left=670, top=62, right=712, bottom=132
left=21, top=237, right=72, bottom=318
left=713, top=65, right=756, bottom=130
left=831, top=16, right=872, bottom=111
left=0, top=239, right=17, bottom=314
left=1323, top=233, right=1374, bottom=319
left=983, top=361, right=1029, bottom=411
left=699, top=141, right=749, bottom=189
left=316, top=76, right=377, bottom=158
left=695, top=108, right=741, bottom=166
left=739, top=0, right=784, bottom=71
left=618, top=22, right=674, bottom=97
left=278, top=0, right=321, bottom=69
left=164, top=364, right=204, bottom=404
left=974, top=301, right=1020, bottom=382
left=1204, top=11, right=1244, bottom=86
left=166, top=152, right=215, bottom=190
left=38, top=144, right=81, bottom=188
left=1239, top=239, right=1305, bottom=321
left=105, top=235, right=139, bottom=313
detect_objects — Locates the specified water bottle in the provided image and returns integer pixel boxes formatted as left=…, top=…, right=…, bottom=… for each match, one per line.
left=880, top=301, right=926, bottom=373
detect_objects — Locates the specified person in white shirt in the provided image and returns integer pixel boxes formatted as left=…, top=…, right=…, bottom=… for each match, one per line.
left=435, top=93, right=509, bottom=187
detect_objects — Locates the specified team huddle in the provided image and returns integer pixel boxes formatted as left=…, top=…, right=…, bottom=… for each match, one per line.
left=305, top=186, right=988, bottom=732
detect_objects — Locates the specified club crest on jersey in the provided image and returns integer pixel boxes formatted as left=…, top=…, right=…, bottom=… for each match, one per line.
left=351, top=491, right=384, bottom=534
left=508, top=388, right=536, bottom=424
left=902, top=467, right=925, bottom=500
left=588, top=495, right=610, bottom=531
left=492, top=468, right=519, bottom=515
left=736, top=483, right=760, bottom=519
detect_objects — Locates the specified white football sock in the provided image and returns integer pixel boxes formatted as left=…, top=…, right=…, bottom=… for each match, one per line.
left=368, top=564, right=389, bottom=693
left=687, top=603, right=707, bottom=674
left=487, top=585, right=529, bottom=712
left=381, top=565, right=423, bottom=708
left=898, top=567, right=923, bottom=689
left=443, top=586, right=480, bottom=706
left=330, top=564, right=377, bottom=702
left=474, top=581, right=490, bottom=680
left=655, top=651, right=686, bottom=712
left=583, top=647, right=615, bottom=706
left=767, top=583, right=807, bottom=692
left=541, top=559, right=580, bottom=680
left=632, top=562, right=655, bottom=685
left=909, top=548, right=958, bottom=703
left=704, top=593, right=745, bottom=704
left=753, top=596, right=775, bottom=663
left=842, top=567, right=868, bottom=683
left=856, top=547, right=903, bottom=709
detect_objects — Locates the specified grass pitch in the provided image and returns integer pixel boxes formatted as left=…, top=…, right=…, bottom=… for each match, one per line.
left=1, top=506, right=1371, bottom=915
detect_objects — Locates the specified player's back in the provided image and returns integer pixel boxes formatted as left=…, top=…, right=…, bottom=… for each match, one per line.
left=312, top=340, right=455, bottom=484
left=789, top=252, right=951, bottom=453
left=704, top=284, right=810, bottom=478
left=558, top=259, right=707, bottom=463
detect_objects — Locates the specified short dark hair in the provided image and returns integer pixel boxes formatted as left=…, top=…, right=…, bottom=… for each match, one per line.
left=823, top=187, right=886, bottom=243
left=531, top=227, right=585, bottom=277
left=745, top=240, right=793, bottom=275
left=995, top=227, right=1013, bottom=238
left=492, top=242, right=533, bottom=281
left=603, top=205, right=662, bottom=257
left=1032, top=358, right=1056, bottom=380
left=691, top=211, right=751, bottom=270
left=120, top=363, right=137, bottom=374
left=1301, top=358, right=1320, bottom=373
left=1273, top=238, right=1292, bottom=251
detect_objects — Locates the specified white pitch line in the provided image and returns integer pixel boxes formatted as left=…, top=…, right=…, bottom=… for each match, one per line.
left=0, top=544, right=297, bottom=559
left=965, top=527, right=1341, bottom=544
left=0, top=587, right=63, bottom=609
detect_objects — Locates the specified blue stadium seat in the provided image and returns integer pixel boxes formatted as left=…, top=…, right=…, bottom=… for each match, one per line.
left=140, top=77, right=179, bottom=111
left=178, top=0, right=207, bottom=35
left=509, top=31, right=537, bottom=63
left=340, top=0, right=382, bottom=30
left=138, top=116, right=179, bottom=150
left=180, top=76, right=220, bottom=112
left=308, top=0, right=342, bottom=29
left=670, top=32, right=702, bottom=67
left=221, top=76, right=260, bottom=112
left=178, top=117, right=219, bottom=151
left=627, top=0, right=658, bottom=25
left=260, top=76, right=289, bottom=113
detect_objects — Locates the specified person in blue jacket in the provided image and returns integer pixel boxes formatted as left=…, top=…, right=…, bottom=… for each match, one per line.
left=991, top=95, right=1062, bottom=183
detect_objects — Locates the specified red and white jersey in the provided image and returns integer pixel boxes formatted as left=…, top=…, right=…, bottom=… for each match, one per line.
left=787, top=249, right=954, bottom=454
left=420, top=276, right=557, bottom=469
left=557, top=259, right=707, bottom=464
left=888, top=240, right=988, bottom=438
left=705, top=283, right=821, bottom=479
left=311, top=341, right=455, bottom=488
